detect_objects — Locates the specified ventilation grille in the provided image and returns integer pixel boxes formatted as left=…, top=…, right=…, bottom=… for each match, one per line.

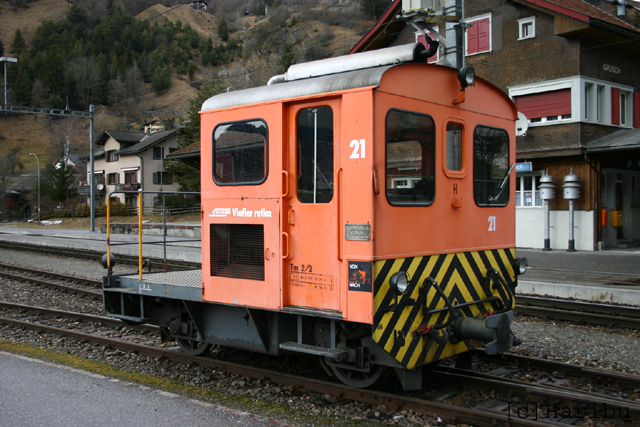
left=210, top=224, right=265, bottom=281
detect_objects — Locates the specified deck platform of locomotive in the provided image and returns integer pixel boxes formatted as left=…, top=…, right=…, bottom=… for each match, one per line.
left=1, top=223, right=639, bottom=306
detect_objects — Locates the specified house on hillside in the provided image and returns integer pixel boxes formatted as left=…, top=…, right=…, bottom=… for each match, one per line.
left=142, top=118, right=166, bottom=134
left=188, top=0, right=207, bottom=11
left=89, top=129, right=181, bottom=208
left=350, top=0, right=640, bottom=250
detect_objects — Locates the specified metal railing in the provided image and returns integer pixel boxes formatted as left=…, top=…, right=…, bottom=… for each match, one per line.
left=114, top=183, right=141, bottom=191
left=105, top=190, right=201, bottom=280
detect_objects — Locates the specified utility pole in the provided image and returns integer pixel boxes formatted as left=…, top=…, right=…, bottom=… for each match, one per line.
left=1, top=56, right=18, bottom=109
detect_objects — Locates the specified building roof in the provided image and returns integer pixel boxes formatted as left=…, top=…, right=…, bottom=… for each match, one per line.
left=165, top=141, right=201, bottom=170
left=350, top=0, right=640, bottom=54
left=586, top=128, right=640, bottom=153
left=524, top=0, right=640, bottom=34
left=95, top=130, right=146, bottom=147
left=8, top=174, right=37, bottom=193
left=116, top=129, right=180, bottom=156
left=165, top=141, right=200, bottom=160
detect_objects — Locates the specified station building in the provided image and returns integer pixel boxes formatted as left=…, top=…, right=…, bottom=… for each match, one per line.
left=350, top=0, right=640, bottom=250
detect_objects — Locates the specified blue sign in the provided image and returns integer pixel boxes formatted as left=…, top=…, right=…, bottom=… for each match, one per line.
left=515, top=162, right=532, bottom=172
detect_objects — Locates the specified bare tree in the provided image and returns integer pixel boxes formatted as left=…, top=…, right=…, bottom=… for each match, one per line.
left=67, top=57, right=101, bottom=108
left=48, top=118, right=81, bottom=161
left=124, top=64, right=147, bottom=99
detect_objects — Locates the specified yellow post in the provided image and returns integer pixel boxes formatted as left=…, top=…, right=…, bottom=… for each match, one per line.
left=106, top=199, right=111, bottom=268
left=138, top=190, right=143, bottom=280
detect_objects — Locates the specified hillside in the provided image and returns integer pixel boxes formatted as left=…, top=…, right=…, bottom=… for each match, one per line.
left=0, top=0, right=372, bottom=173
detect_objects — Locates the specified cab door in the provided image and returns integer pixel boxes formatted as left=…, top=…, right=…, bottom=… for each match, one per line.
left=285, top=100, right=341, bottom=312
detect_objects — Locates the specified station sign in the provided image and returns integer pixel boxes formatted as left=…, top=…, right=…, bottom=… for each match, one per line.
left=515, top=162, right=532, bottom=172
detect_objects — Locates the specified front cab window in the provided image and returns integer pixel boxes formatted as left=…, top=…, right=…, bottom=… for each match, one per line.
left=473, top=126, right=510, bottom=206
left=386, top=109, right=435, bottom=205
left=213, top=120, right=268, bottom=185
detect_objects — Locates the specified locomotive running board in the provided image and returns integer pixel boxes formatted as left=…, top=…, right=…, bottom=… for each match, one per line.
left=279, top=342, right=347, bottom=358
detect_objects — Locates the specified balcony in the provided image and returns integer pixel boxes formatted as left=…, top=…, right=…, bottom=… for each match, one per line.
left=77, top=184, right=106, bottom=195
left=115, top=183, right=141, bottom=192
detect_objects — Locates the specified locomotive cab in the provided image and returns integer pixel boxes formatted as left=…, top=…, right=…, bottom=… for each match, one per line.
left=103, top=43, right=524, bottom=390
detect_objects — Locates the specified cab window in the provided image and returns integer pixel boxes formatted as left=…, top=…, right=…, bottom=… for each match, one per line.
left=473, top=126, right=510, bottom=206
left=297, top=106, right=334, bottom=203
left=213, top=120, right=267, bottom=185
left=386, top=109, right=435, bottom=205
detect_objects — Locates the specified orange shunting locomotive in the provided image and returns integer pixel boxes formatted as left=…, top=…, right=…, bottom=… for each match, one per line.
left=103, top=43, right=527, bottom=389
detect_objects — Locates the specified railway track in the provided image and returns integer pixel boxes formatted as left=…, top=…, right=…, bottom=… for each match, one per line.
left=0, top=262, right=102, bottom=296
left=1, top=271, right=638, bottom=426
left=516, top=295, right=640, bottom=329
left=3, top=301, right=639, bottom=426
left=2, top=260, right=639, bottom=330
left=0, top=240, right=200, bottom=271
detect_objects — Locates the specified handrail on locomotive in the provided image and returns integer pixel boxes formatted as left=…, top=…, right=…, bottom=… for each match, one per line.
left=103, top=189, right=200, bottom=279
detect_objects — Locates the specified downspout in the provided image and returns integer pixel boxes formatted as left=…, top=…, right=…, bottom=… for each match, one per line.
left=583, top=148, right=600, bottom=250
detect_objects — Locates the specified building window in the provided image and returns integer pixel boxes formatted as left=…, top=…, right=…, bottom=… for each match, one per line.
left=513, top=89, right=572, bottom=125
left=613, top=90, right=632, bottom=126
left=597, top=85, right=605, bottom=123
left=474, top=126, right=510, bottom=206
left=125, top=195, right=137, bottom=206
left=296, top=106, right=333, bottom=203
left=107, top=173, right=119, bottom=185
left=518, top=17, right=535, bottom=40
left=153, top=172, right=173, bottom=185
left=466, top=14, right=491, bottom=55
left=635, top=92, right=640, bottom=128
left=446, top=123, right=463, bottom=171
left=124, top=171, right=137, bottom=184
left=106, top=150, right=118, bottom=162
left=213, top=119, right=268, bottom=186
left=153, top=146, right=164, bottom=159
left=386, top=109, right=435, bottom=206
left=516, top=174, right=542, bottom=207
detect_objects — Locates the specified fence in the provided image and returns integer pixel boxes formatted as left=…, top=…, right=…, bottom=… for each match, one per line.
left=36, top=203, right=201, bottom=220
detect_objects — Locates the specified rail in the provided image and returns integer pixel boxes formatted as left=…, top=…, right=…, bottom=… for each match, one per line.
left=106, top=190, right=201, bottom=280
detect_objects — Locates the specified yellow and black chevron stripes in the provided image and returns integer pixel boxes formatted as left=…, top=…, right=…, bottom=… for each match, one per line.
left=373, top=248, right=516, bottom=370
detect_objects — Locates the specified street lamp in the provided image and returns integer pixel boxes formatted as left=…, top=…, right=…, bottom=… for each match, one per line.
left=29, top=153, right=40, bottom=223
left=0, top=56, right=18, bottom=110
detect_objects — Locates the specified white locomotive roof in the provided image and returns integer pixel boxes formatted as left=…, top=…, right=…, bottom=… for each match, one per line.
left=202, top=65, right=394, bottom=111
left=201, top=43, right=430, bottom=112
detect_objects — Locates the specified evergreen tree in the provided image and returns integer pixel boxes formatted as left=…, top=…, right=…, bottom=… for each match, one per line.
left=41, top=158, right=76, bottom=204
left=361, top=0, right=391, bottom=20
left=218, top=17, right=229, bottom=42
left=278, top=42, right=296, bottom=74
left=167, top=80, right=223, bottom=193
left=151, top=65, right=171, bottom=93
left=9, top=29, right=27, bottom=57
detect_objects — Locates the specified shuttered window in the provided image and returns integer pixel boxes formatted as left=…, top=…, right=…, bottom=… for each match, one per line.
left=467, top=17, right=490, bottom=55
left=514, top=89, right=571, bottom=120
left=611, top=87, right=620, bottom=126
left=635, top=93, right=640, bottom=128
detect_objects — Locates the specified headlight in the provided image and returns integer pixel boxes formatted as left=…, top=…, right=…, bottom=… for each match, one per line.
left=512, top=257, right=528, bottom=275
left=457, top=65, right=475, bottom=89
left=389, top=271, right=409, bottom=294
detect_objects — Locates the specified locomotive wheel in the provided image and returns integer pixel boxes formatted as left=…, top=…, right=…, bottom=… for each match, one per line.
left=327, top=362, right=388, bottom=388
left=175, top=337, right=213, bottom=357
